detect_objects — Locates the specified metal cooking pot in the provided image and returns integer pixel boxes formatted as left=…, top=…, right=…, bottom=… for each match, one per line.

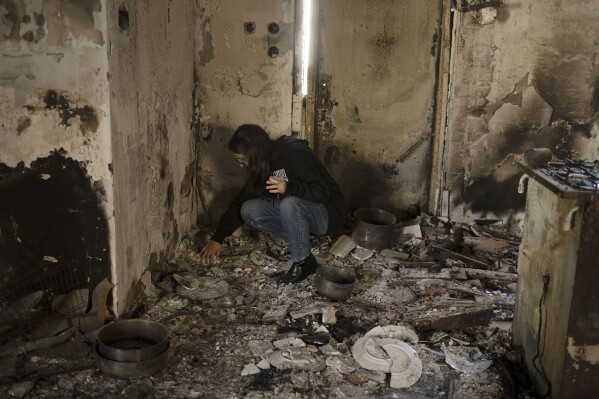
left=352, top=208, right=397, bottom=251
left=315, top=265, right=356, bottom=301
left=93, top=343, right=169, bottom=378
left=97, top=319, right=169, bottom=362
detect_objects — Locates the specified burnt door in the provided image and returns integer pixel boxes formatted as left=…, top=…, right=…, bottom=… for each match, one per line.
left=314, top=0, right=443, bottom=216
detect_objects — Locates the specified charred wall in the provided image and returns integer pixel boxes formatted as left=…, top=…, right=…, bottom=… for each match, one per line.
left=0, top=153, right=110, bottom=291
left=444, top=0, right=599, bottom=232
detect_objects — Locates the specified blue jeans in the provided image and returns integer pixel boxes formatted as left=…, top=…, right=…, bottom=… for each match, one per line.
left=240, top=197, right=329, bottom=262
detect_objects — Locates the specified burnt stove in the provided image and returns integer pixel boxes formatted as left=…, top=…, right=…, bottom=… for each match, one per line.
left=519, top=158, right=599, bottom=200
left=514, top=157, right=599, bottom=398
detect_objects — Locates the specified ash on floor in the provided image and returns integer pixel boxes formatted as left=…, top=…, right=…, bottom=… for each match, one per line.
left=0, top=217, right=539, bottom=398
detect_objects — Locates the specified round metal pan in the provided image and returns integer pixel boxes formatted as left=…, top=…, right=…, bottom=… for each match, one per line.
left=97, top=319, right=169, bottom=362
left=93, top=343, right=169, bottom=378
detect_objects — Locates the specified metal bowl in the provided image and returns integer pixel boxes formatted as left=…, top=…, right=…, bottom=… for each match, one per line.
left=352, top=208, right=397, bottom=251
left=315, top=265, right=356, bottom=301
left=97, top=319, right=169, bottom=362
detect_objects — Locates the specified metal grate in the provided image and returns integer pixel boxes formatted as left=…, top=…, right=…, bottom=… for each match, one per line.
left=0, top=260, right=92, bottom=382
left=538, top=159, right=599, bottom=191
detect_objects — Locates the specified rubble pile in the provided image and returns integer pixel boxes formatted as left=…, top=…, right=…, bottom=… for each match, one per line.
left=0, top=215, right=539, bottom=398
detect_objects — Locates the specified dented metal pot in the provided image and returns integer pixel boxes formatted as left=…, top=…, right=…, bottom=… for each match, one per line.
left=352, top=208, right=396, bottom=251
left=315, top=265, right=356, bottom=301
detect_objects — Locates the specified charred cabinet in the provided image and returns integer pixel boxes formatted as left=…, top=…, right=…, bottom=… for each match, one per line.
left=514, top=162, right=599, bottom=398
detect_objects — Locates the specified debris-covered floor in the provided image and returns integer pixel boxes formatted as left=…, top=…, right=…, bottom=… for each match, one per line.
left=1, top=215, right=540, bottom=398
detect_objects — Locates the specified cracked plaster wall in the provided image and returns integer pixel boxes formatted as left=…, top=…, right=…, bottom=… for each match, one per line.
left=315, top=0, right=443, bottom=216
left=445, top=0, right=599, bottom=232
left=195, top=0, right=294, bottom=222
left=107, top=0, right=196, bottom=315
left=0, top=1, right=114, bottom=293
left=0, top=0, right=110, bottom=182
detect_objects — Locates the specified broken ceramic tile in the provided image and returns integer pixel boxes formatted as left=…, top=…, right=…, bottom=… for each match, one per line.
left=352, top=247, right=374, bottom=261
left=315, top=325, right=329, bottom=333
left=273, top=337, right=306, bottom=350
left=441, top=343, right=492, bottom=373
left=329, top=235, right=357, bottom=258
left=318, top=344, right=341, bottom=356
left=321, top=306, right=337, bottom=325
left=256, top=358, right=270, bottom=370
left=262, top=304, right=290, bottom=322
left=398, top=219, right=422, bottom=238
left=381, top=269, right=394, bottom=277
left=380, top=249, right=410, bottom=261
left=241, top=363, right=261, bottom=376
left=268, top=347, right=326, bottom=371
left=248, top=340, right=274, bottom=358
left=289, top=304, right=323, bottom=319
left=325, top=354, right=360, bottom=374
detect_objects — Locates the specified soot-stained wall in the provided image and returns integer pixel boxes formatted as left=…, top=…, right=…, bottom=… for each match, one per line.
left=107, top=1, right=196, bottom=314
left=195, top=0, right=294, bottom=223
left=0, top=1, right=114, bottom=297
left=0, top=153, right=110, bottom=291
left=315, top=0, right=443, bottom=217
left=444, top=0, right=599, bottom=232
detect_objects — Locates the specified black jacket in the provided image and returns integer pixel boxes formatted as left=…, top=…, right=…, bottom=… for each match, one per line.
left=212, top=136, right=346, bottom=243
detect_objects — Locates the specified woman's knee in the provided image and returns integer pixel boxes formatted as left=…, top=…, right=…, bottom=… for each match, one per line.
left=279, top=196, right=302, bottom=217
left=240, top=199, right=262, bottom=223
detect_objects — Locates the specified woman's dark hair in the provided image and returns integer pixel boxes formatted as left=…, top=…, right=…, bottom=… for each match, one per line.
left=229, top=124, right=274, bottom=196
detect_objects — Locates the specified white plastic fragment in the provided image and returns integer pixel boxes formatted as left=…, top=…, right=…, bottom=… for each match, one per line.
left=241, top=363, right=261, bottom=376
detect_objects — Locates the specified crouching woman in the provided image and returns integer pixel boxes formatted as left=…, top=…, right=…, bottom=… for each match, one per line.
left=199, top=124, right=346, bottom=283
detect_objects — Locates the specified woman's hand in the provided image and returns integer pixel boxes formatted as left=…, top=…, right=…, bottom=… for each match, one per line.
left=266, top=176, right=286, bottom=195
left=199, top=240, right=222, bottom=265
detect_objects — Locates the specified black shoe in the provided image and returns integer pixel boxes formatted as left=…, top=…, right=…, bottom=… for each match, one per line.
left=277, top=254, right=318, bottom=284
